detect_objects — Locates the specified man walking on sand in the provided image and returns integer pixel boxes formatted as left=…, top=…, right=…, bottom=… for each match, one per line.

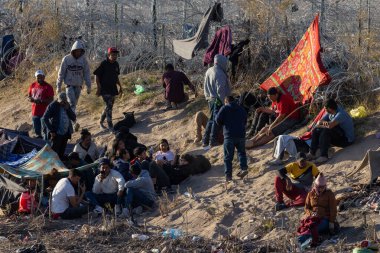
left=94, top=47, right=123, bottom=131
left=56, top=40, right=91, bottom=132
left=216, top=96, right=248, bottom=182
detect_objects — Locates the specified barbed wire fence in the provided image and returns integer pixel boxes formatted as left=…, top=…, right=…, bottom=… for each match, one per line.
left=0, top=0, right=379, bottom=107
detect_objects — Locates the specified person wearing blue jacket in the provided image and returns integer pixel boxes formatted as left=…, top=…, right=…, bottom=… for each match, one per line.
left=216, top=96, right=248, bottom=181
left=43, top=92, right=76, bottom=159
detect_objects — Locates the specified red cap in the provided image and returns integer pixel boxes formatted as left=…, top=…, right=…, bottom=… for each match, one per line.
left=108, top=47, right=119, bottom=54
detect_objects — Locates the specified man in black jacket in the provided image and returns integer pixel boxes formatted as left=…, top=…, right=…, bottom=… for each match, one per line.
left=43, top=92, right=76, bottom=159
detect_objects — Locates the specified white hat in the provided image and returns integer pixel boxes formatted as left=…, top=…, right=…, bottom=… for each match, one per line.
left=34, top=70, right=45, bottom=77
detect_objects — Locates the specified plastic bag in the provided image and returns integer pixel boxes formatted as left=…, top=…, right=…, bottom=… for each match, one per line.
left=134, top=84, right=145, bottom=95
left=350, top=106, right=367, bottom=118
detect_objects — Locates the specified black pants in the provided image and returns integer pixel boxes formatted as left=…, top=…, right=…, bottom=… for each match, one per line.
left=247, top=112, right=275, bottom=137
left=60, top=204, right=89, bottom=219
left=52, top=134, right=69, bottom=160
left=149, top=162, right=171, bottom=191
left=310, top=126, right=350, bottom=157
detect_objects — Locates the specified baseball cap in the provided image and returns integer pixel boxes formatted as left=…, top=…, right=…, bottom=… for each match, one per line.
left=35, top=70, right=45, bottom=77
left=296, top=152, right=307, bottom=162
left=107, top=47, right=119, bottom=54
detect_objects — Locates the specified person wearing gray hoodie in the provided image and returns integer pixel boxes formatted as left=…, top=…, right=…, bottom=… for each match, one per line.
left=202, top=54, right=230, bottom=148
left=120, top=163, right=156, bottom=218
left=56, top=40, right=91, bottom=131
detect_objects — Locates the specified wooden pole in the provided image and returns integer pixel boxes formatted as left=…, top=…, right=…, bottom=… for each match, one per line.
left=152, top=0, right=157, bottom=48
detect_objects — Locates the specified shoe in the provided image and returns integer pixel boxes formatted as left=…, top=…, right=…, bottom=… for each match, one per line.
left=165, top=106, right=173, bottom=111
left=306, top=152, right=316, bottom=160
left=315, top=156, right=328, bottom=164
left=132, top=206, right=143, bottom=215
left=236, top=170, right=248, bottom=179
left=74, top=122, right=80, bottom=132
left=203, top=145, right=211, bottom=151
left=114, top=204, right=121, bottom=215
left=93, top=205, right=104, bottom=215
left=118, top=208, right=130, bottom=218
left=99, top=122, right=107, bottom=130
left=274, top=202, right=287, bottom=211
left=300, top=237, right=312, bottom=250
left=226, top=175, right=232, bottom=182
left=267, top=158, right=283, bottom=166
left=193, top=137, right=202, bottom=143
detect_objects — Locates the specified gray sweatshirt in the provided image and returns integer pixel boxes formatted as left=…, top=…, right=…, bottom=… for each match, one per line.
left=56, top=40, right=92, bottom=92
left=124, top=170, right=156, bottom=201
left=203, top=54, right=230, bottom=102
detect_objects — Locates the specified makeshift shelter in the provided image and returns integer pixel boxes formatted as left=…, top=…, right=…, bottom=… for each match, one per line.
left=172, top=3, right=223, bottom=59
left=0, top=127, right=74, bottom=155
left=347, top=147, right=380, bottom=185
left=0, top=174, right=26, bottom=208
left=260, top=15, right=331, bottom=104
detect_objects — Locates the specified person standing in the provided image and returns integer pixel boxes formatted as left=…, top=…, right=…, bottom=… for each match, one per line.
left=216, top=96, right=248, bottom=181
left=56, top=40, right=91, bottom=131
left=162, top=63, right=196, bottom=110
left=42, top=92, right=76, bottom=159
left=203, top=54, right=230, bottom=148
left=93, top=47, right=122, bottom=130
left=27, top=70, right=54, bottom=139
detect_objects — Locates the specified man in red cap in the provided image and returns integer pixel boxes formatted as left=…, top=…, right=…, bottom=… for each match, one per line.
left=94, top=47, right=123, bottom=131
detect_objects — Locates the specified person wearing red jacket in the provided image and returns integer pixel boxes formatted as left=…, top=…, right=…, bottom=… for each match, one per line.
left=27, top=70, right=54, bottom=139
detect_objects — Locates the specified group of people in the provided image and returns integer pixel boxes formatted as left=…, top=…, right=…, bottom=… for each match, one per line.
left=25, top=43, right=355, bottom=246
left=27, top=41, right=122, bottom=159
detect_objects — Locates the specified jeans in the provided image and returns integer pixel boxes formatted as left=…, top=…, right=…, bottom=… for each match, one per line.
left=51, top=134, right=69, bottom=160
left=85, top=192, right=122, bottom=207
left=298, top=218, right=329, bottom=244
left=124, top=187, right=154, bottom=209
left=203, top=100, right=221, bottom=146
left=248, top=112, right=274, bottom=137
left=223, top=137, right=247, bottom=177
left=66, top=86, right=82, bottom=115
left=310, top=126, right=350, bottom=157
left=60, top=204, right=89, bottom=219
left=32, top=116, right=43, bottom=137
left=100, top=95, right=115, bottom=128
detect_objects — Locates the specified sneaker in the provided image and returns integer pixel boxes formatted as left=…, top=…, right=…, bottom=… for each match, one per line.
left=114, top=204, right=122, bottom=215
left=300, top=237, right=312, bottom=250
left=99, top=122, right=107, bottom=130
left=274, top=202, right=287, bottom=211
left=93, top=205, right=104, bottom=215
left=226, top=175, right=232, bottom=182
left=267, top=158, right=283, bottom=166
left=118, top=208, right=130, bottom=218
left=315, top=156, right=328, bottom=164
left=306, top=152, right=316, bottom=160
left=74, top=122, right=80, bottom=132
left=236, top=170, right=248, bottom=179
left=203, top=145, right=211, bottom=151
left=132, top=206, right=143, bottom=215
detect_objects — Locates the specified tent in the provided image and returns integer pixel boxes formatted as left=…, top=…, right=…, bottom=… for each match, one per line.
left=260, top=15, right=331, bottom=104
left=0, top=174, right=26, bottom=207
left=347, top=147, right=380, bottom=185
left=0, top=127, right=74, bottom=155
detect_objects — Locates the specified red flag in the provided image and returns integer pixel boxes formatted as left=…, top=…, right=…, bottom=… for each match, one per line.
left=260, top=15, right=331, bottom=104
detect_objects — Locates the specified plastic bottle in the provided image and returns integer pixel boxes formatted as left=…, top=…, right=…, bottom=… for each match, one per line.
left=162, top=228, right=182, bottom=239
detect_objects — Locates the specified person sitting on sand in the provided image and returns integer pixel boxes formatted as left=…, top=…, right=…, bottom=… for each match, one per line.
left=112, top=148, right=133, bottom=181
left=73, top=129, right=99, bottom=164
left=307, top=98, right=354, bottom=164
left=120, top=163, right=156, bottom=218
left=297, top=173, right=337, bottom=248
left=51, top=169, right=89, bottom=219
left=274, top=152, right=319, bottom=211
left=162, top=63, right=197, bottom=110
left=246, top=87, right=300, bottom=149
left=154, top=139, right=176, bottom=167
left=133, top=146, right=172, bottom=193
left=85, top=158, right=125, bottom=215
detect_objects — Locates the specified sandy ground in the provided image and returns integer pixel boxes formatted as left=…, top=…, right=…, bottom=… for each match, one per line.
left=0, top=79, right=379, bottom=252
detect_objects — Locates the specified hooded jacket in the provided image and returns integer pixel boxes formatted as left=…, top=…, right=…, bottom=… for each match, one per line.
left=203, top=54, right=230, bottom=102
left=124, top=170, right=156, bottom=201
left=56, top=40, right=91, bottom=92
left=216, top=101, right=247, bottom=138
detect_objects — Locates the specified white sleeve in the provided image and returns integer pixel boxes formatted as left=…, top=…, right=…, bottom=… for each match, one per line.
left=112, top=170, right=125, bottom=191
left=65, top=182, right=75, bottom=197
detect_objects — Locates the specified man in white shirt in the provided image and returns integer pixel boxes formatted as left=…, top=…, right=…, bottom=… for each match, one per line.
left=85, top=158, right=125, bottom=214
left=51, top=169, right=88, bottom=219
